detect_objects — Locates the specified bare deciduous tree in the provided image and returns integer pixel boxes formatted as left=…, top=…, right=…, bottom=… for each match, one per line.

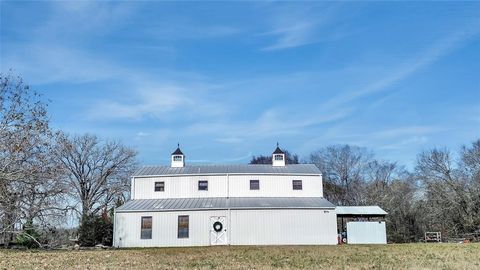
left=55, top=133, right=137, bottom=218
left=309, top=145, right=371, bottom=205
left=0, top=72, right=67, bottom=247
left=416, top=142, right=480, bottom=237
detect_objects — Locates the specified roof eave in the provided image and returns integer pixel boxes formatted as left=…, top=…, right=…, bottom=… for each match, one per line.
left=132, top=172, right=322, bottom=178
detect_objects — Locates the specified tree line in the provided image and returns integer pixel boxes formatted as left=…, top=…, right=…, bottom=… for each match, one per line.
left=1, top=73, right=479, bottom=247
left=251, top=142, right=480, bottom=242
left=0, top=73, right=137, bottom=248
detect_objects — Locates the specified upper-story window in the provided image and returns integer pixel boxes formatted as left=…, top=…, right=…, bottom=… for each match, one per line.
left=155, top=181, right=165, bottom=192
left=250, top=180, right=260, bottom=190
left=198, top=180, right=208, bottom=191
left=173, top=155, right=183, bottom=161
left=292, top=180, right=303, bottom=190
left=274, top=154, right=284, bottom=161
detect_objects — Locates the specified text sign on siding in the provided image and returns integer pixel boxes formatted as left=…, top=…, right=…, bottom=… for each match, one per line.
left=347, top=221, right=387, bottom=244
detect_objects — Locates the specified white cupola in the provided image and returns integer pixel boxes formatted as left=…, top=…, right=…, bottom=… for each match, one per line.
left=272, top=143, right=285, bottom=167
left=171, top=143, right=185, bottom=168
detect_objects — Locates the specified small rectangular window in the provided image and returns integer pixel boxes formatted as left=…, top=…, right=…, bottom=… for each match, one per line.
left=274, top=154, right=283, bottom=160
left=173, top=155, right=182, bottom=161
left=154, top=181, right=165, bottom=192
left=141, top=216, right=152, bottom=239
left=293, top=180, right=303, bottom=190
left=178, top=215, right=189, bottom=238
left=198, top=180, right=208, bottom=191
left=250, top=180, right=260, bottom=190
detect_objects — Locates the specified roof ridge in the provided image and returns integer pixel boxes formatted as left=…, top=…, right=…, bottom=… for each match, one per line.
left=141, top=163, right=315, bottom=167
left=133, top=163, right=321, bottom=177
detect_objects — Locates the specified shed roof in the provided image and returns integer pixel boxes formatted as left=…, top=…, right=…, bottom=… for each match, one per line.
left=116, top=197, right=335, bottom=212
left=133, top=164, right=321, bottom=177
left=335, top=206, right=387, bottom=217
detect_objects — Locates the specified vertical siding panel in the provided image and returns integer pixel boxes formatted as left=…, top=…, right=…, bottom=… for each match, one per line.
left=134, top=175, right=229, bottom=199
left=115, top=210, right=228, bottom=247
left=115, top=209, right=337, bottom=247
left=230, top=209, right=337, bottom=245
left=134, top=174, right=323, bottom=199
left=346, top=221, right=387, bottom=244
left=228, top=175, right=323, bottom=197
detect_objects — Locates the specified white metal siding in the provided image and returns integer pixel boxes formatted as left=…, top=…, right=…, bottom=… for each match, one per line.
left=228, top=175, right=323, bottom=197
left=134, top=175, right=228, bottom=199
left=347, top=221, right=387, bottom=244
left=114, top=210, right=227, bottom=247
left=230, top=209, right=337, bottom=245
left=115, top=209, right=337, bottom=247
left=133, top=174, right=323, bottom=199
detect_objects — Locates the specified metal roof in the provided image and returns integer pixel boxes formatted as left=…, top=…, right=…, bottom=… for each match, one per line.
left=133, top=164, right=321, bottom=177
left=335, top=206, right=387, bottom=216
left=171, top=146, right=184, bottom=155
left=273, top=146, right=285, bottom=154
left=116, top=197, right=335, bottom=212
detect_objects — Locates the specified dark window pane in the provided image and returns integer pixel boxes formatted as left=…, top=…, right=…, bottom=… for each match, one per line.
left=155, top=181, right=165, bottom=192
left=274, top=154, right=283, bottom=160
left=293, top=180, right=302, bottom=190
left=141, top=229, right=152, bottom=239
left=141, top=216, right=152, bottom=239
left=173, top=155, right=182, bottom=161
left=178, top=215, right=189, bottom=238
left=250, top=180, right=260, bottom=190
left=198, top=180, right=208, bottom=191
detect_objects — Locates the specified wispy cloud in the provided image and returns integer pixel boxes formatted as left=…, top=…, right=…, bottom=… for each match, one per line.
left=259, top=3, right=342, bottom=51
left=372, top=126, right=442, bottom=139
left=89, top=85, right=191, bottom=121
left=3, top=1, right=479, bottom=166
left=87, top=77, right=229, bottom=122
left=187, top=107, right=352, bottom=143
left=378, top=136, right=429, bottom=150
left=261, top=21, right=318, bottom=51
left=323, top=22, right=480, bottom=109
left=146, top=24, right=241, bottom=40
left=3, top=44, right=123, bottom=84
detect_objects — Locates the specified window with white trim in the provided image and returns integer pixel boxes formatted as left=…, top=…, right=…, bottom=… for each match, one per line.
left=198, top=180, right=208, bottom=191
left=178, top=215, right=189, bottom=238
left=154, top=181, right=165, bottom=192
left=292, top=180, right=303, bottom=190
left=250, top=180, right=260, bottom=190
left=274, top=154, right=284, bottom=160
left=141, top=216, right=152, bottom=239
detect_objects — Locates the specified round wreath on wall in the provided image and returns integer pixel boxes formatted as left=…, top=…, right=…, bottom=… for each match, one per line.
left=213, top=221, right=223, bottom=232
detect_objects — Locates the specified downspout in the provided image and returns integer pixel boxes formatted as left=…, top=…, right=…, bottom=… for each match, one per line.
left=112, top=207, right=117, bottom=247
left=227, top=173, right=231, bottom=245
left=131, top=177, right=135, bottom=200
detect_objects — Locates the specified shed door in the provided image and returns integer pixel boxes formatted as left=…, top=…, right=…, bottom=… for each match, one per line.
left=210, top=216, right=228, bottom=245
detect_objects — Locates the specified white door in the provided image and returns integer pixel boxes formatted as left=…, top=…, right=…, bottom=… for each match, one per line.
left=210, top=216, right=228, bottom=245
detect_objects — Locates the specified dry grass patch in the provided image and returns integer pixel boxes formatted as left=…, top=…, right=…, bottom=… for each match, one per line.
left=1, top=243, right=479, bottom=270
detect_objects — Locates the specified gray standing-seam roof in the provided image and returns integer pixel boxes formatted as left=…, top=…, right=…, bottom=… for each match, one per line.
left=116, top=197, right=335, bottom=212
left=335, top=206, right=387, bottom=216
left=133, top=164, right=321, bottom=177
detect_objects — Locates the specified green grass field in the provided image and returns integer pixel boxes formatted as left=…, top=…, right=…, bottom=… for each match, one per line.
left=1, top=243, right=479, bottom=270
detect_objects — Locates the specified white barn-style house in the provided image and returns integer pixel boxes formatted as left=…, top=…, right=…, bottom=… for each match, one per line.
left=113, top=144, right=387, bottom=247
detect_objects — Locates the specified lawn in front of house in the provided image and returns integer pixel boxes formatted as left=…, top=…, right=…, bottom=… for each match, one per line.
left=1, top=243, right=479, bottom=270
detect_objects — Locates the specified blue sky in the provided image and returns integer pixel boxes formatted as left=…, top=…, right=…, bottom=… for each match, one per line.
left=1, top=1, right=479, bottom=167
